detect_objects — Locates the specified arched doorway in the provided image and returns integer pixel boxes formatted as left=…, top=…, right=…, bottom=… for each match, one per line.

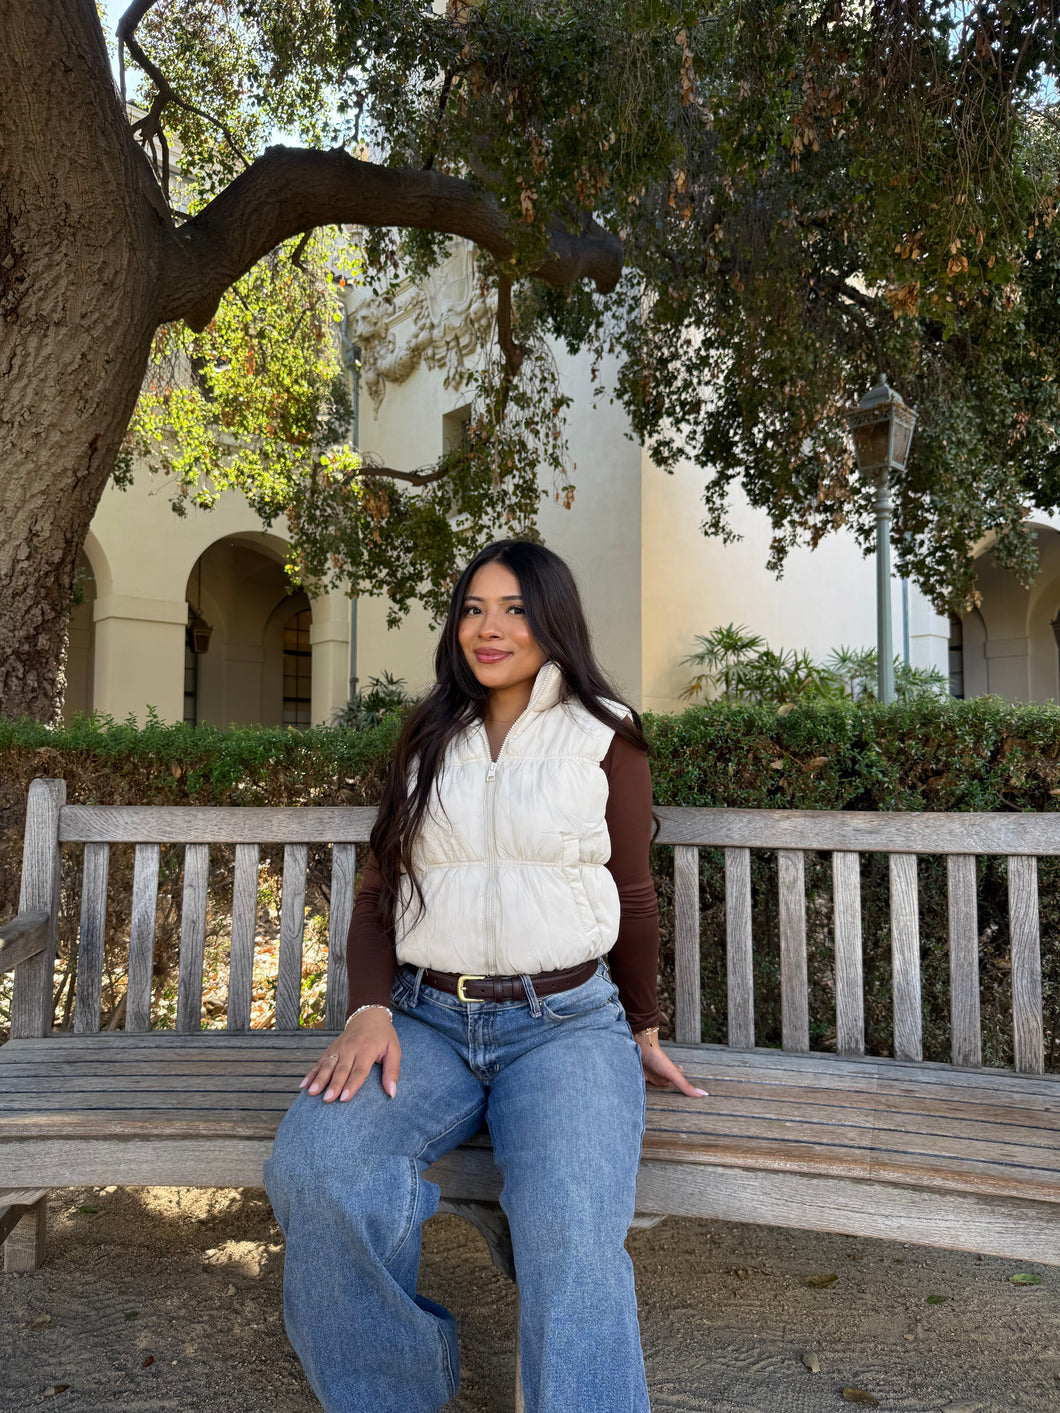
left=184, top=538, right=311, bottom=726
left=963, top=524, right=1060, bottom=702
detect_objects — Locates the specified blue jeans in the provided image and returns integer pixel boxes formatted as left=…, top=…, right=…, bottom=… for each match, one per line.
left=264, top=961, right=649, bottom=1413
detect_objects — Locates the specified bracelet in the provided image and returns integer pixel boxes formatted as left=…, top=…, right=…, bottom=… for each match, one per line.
left=634, top=1025, right=660, bottom=1047
left=344, top=1004, right=394, bottom=1028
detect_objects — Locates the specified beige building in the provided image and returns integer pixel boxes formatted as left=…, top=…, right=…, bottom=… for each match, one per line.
left=70, top=246, right=1060, bottom=728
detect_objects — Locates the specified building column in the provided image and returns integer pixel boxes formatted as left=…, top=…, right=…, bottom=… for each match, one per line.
left=309, top=589, right=352, bottom=725
left=92, top=594, right=186, bottom=724
left=905, top=584, right=951, bottom=678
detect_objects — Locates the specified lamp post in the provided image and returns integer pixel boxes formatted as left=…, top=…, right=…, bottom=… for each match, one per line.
left=847, top=376, right=918, bottom=704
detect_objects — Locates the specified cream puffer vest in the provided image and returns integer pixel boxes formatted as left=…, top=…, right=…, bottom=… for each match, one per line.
left=395, top=660, right=629, bottom=976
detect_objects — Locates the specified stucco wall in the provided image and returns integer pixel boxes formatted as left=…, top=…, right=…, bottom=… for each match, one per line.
left=639, top=448, right=951, bottom=713
left=352, top=338, right=643, bottom=705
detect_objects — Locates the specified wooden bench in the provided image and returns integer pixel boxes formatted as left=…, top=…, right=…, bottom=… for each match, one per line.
left=2, top=776, right=1058, bottom=1279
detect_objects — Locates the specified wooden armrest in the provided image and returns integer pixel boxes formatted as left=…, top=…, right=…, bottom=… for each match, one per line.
left=0, top=912, right=50, bottom=973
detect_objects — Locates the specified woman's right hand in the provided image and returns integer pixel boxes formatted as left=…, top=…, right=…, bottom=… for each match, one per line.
left=300, top=1008, right=402, bottom=1104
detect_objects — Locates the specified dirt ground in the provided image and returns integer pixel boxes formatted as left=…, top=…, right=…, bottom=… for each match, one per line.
left=0, top=1186, right=1057, bottom=1413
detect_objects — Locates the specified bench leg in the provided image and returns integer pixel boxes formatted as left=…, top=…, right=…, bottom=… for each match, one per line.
left=2, top=1192, right=48, bottom=1273
left=437, top=1196, right=516, bottom=1279
left=437, top=1198, right=523, bottom=1408
left=514, top=1287, right=525, bottom=1413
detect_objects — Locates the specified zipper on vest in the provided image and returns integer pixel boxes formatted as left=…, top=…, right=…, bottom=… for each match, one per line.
left=480, top=686, right=540, bottom=974
left=484, top=759, right=498, bottom=972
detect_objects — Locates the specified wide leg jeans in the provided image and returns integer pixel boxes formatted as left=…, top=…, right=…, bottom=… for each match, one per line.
left=264, top=962, right=650, bottom=1413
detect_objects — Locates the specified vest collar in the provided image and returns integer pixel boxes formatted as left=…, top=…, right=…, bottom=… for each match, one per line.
left=526, top=660, right=565, bottom=713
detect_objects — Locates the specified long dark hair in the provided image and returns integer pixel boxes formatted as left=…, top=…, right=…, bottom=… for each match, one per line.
left=369, top=539, right=653, bottom=935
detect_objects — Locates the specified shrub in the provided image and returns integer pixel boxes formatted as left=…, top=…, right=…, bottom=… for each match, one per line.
left=680, top=624, right=948, bottom=704
left=331, top=672, right=417, bottom=729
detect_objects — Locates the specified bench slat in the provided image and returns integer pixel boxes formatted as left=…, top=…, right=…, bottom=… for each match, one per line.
left=6, top=1061, right=1058, bottom=1120
left=276, top=844, right=308, bottom=1031
left=125, top=844, right=160, bottom=1033
left=832, top=852, right=864, bottom=1056
left=889, top=852, right=922, bottom=1062
left=1008, top=855, right=1045, bottom=1076
left=73, top=843, right=109, bottom=1034
left=326, top=844, right=356, bottom=1031
left=4, top=1109, right=1057, bottom=1206
left=777, top=850, right=808, bottom=1052
left=5, top=1058, right=1057, bottom=1125
left=948, top=855, right=982, bottom=1068
left=6, top=1108, right=1054, bottom=1177
left=3, top=1073, right=1056, bottom=1166
left=60, top=802, right=1060, bottom=853
left=11, top=779, right=65, bottom=1041
left=674, top=845, right=701, bottom=1044
left=5, top=1032, right=1057, bottom=1093
left=59, top=804, right=378, bottom=844
left=638, top=1132, right=1060, bottom=1200
left=6, top=1084, right=1055, bottom=1162
left=177, top=845, right=209, bottom=1033
left=653, top=806, right=1060, bottom=854
left=725, top=847, right=754, bottom=1048
left=646, top=1084, right=1060, bottom=1135
left=226, top=844, right=259, bottom=1034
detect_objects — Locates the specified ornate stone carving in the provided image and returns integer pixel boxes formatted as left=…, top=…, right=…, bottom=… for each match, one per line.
left=346, top=243, right=494, bottom=410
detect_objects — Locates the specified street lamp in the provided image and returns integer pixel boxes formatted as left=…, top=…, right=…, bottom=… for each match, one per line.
left=847, top=376, right=918, bottom=704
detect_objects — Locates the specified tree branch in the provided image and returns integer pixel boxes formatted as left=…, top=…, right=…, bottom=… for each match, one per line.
left=496, top=276, right=526, bottom=376
left=159, top=146, right=624, bottom=329
left=290, top=231, right=313, bottom=273
left=116, top=0, right=160, bottom=102
left=117, top=0, right=250, bottom=188
left=353, top=456, right=458, bottom=487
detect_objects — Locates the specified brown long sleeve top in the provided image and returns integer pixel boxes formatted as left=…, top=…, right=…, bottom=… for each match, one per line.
left=345, top=731, right=662, bottom=1032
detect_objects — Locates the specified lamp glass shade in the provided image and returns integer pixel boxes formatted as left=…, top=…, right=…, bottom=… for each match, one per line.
left=890, top=410, right=916, bottom=470
left=852, top=418, right=891, bottom=474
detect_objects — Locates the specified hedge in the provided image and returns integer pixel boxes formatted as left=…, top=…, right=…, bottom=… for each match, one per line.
left=0, top=699, right=1057, bottom=1068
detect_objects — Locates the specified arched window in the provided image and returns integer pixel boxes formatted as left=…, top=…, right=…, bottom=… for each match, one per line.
left=948, top=614, right=964, bottom=700
left=183, top=617, right=199, bottom=725
left=283, top=609, right=312, bottom=726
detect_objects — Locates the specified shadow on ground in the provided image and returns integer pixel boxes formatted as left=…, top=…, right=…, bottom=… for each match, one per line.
left=0, top=1186, right=1057, bottom=1411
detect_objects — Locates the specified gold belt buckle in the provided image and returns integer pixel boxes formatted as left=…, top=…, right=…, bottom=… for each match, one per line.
left=456, top=974, right=486, bottom=1002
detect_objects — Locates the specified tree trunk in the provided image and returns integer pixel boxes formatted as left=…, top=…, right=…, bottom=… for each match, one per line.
left=0, top=0, right=622, bottom=723
left=0, top=0, right=167, bottom=721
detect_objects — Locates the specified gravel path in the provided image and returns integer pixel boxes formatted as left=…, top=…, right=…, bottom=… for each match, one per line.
left=1, top=1186, right=1056, bottom=1411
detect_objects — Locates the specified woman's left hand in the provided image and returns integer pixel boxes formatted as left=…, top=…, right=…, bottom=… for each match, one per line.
left=636, top=1032, right=708, bottom=1097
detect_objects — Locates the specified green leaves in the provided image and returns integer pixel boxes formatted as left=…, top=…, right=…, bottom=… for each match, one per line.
left=125, top=229, right=364, bottom=574
left=679, top=627, right=948, bottom=706
left=115, top=0, right=1060, bottom=622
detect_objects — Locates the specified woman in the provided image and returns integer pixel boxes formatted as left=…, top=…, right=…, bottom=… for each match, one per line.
left=264, top=539, right=705, bottom=1413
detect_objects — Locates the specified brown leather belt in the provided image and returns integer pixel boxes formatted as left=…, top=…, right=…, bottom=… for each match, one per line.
left=419, top=958, right=598, bottom=1003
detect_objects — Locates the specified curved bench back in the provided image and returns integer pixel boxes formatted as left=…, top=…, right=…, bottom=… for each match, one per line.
left=9, top=782, right=1052, bottom=1077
